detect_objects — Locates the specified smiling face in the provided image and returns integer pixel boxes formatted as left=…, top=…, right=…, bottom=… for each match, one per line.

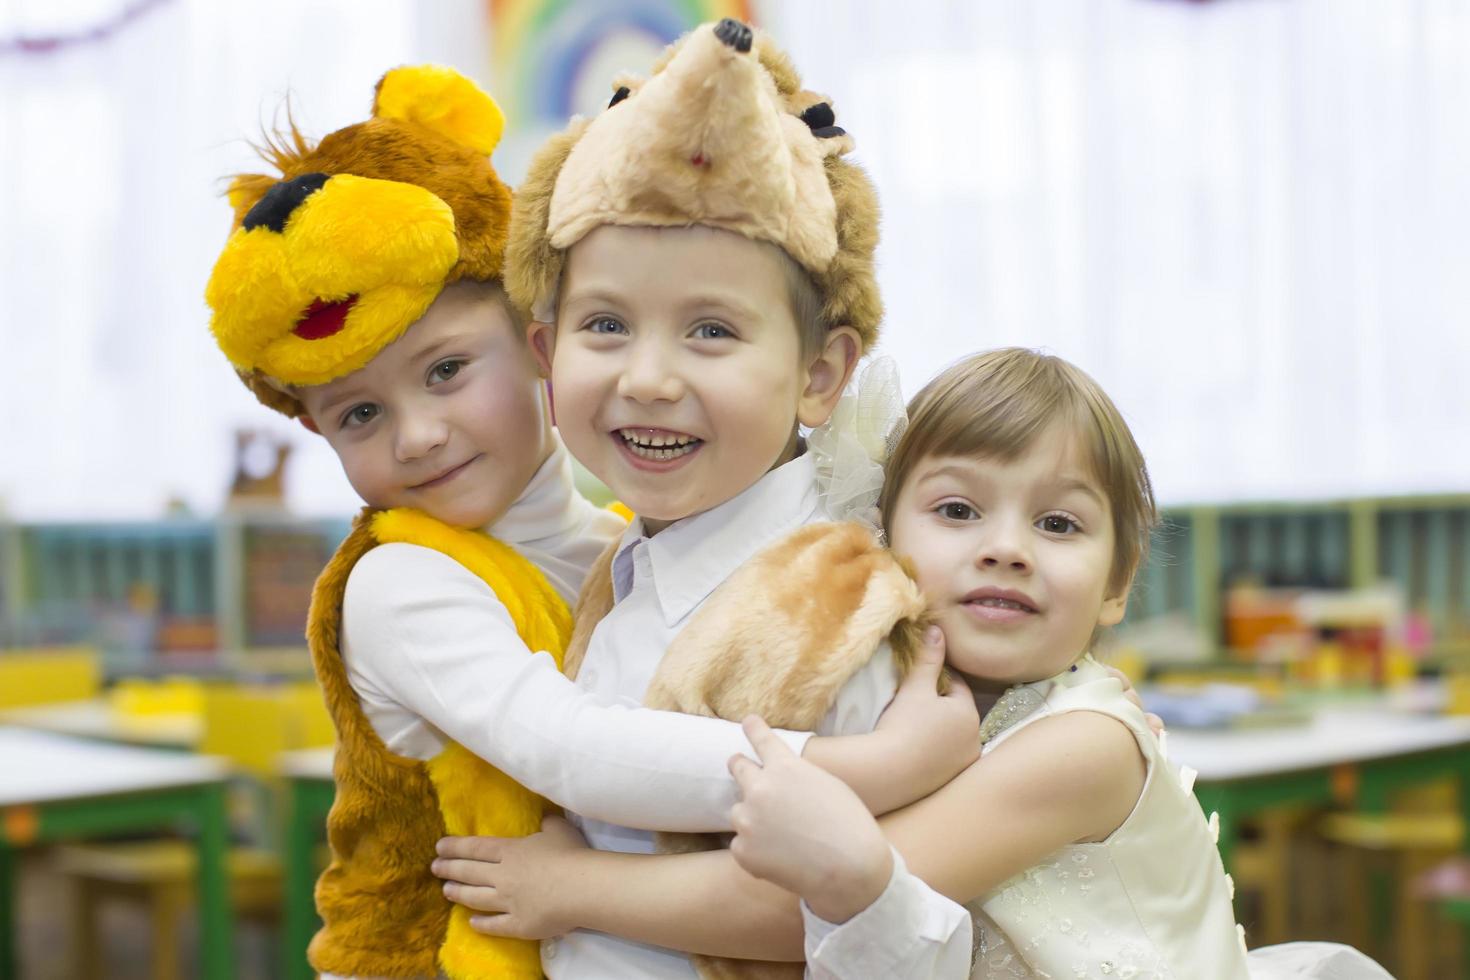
left=887, top=423, right=1130, bottom=690
left=295, top=281, right=553, bottom=529
left=536, top=224, right=850, bottom=533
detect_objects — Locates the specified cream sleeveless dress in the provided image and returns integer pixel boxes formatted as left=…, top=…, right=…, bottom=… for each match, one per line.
left=965, top=657, right=1392, bottom=980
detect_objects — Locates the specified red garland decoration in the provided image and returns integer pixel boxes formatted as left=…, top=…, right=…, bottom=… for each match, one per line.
left=0, top=0, right=175, bottom=57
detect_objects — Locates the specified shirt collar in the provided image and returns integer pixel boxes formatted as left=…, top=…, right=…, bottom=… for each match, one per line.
left=615, top=452, right=820, bottom=625
left=486, top=432, right=583, bottom=548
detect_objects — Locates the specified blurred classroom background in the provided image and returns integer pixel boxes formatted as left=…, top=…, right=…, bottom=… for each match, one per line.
left=2, top=0, right=1469, bottom=977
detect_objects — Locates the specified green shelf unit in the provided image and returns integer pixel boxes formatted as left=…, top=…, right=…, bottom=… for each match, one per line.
left=20, top=521, right=217, bottom=619
left=1126, top=495, right=1470, bottom=652
left=0, top=514, right=351, bottom=664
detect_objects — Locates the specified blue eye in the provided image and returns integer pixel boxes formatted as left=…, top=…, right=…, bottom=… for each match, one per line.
left=693, top=321, right=734, bottom=340
left=342, top=403, right=380, bottom=429
left=937, top=502, right=977, bottom=521
left=428, top=359, right=464, bottom=385
left=586, top=316, right=627, bottom=335
left=1039, top=514, right=1080, bottom=534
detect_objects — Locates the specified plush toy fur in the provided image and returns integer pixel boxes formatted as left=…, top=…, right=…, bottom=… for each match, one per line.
left=567, top=521, right=931, bottom=979
left=506, top=22, right=884, bottom=350
left=205, top=65, right=513, bottom=415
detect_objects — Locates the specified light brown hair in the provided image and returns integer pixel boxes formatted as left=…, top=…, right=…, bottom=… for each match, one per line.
left=880, top=348, right=1158, bottom=597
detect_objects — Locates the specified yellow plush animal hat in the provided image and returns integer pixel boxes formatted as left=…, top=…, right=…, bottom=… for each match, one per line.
left=205, top=66, right=511, bottom=417
left=508, top=18, right=883, bottom=350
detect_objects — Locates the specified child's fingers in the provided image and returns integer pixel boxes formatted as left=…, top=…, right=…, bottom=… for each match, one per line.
left=436, top=835, right=504, bottom=862
left=442, top=880, right=504, bottom=913
left=939, top=669, right=969, bottom=700
left=899, top=627, right=947, bottom=691
left=468, top=913, right=530, bottom=938
left=741, top=715, right=795, bottom=764
left=728, top=751, right=761, bottom=792
left=432, top=858, right=500, bottom=885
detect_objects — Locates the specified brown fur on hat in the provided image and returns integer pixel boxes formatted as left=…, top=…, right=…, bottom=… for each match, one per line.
left=506, top=23, right=883, bottom=351
left=208, top=66, right=513, bottom=416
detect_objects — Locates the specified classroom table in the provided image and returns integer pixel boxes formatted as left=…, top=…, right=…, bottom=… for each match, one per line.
left=280, top=746, right=334, bottom=980
left=1170, top=707, right=1470, bottom=966
left=0, top=726, right=234, bottom=980
left=1167, top=708, right=1470, bottom=869
left=0, top=698, right=203, bottom=749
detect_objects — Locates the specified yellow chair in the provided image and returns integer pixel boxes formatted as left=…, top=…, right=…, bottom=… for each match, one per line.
left=1317, top=782, right=1463, bottom=979
left=57, top=682, right=320, bottom=980
left=0, top=646, right=100, bottom=708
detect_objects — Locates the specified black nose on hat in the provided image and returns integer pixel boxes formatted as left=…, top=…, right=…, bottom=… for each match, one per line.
left=241, top=172, right=331, bottom=233
left=714, top=18, right=752, bottom=53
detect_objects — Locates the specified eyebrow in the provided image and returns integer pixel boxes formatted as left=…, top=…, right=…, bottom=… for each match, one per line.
left=409, top=330, right=480, bottom=365
left=1052, top=477, right=1107, bottom=509
left=560, top=286, right=762, bottom=323
left=559, top=286, right=628, bottom=310
left=916, top=463, right=977, bottom=487
left=313, top=386, right=369, bottom=420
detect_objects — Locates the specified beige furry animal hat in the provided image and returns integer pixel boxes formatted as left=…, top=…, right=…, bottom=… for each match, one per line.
left=507, top=18, right=883, bottom=350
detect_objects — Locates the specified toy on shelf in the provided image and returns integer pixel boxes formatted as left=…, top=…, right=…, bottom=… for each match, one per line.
left=226, top=429, right=292, bottom=512
left=1224, top=581, right=1425, bottom=689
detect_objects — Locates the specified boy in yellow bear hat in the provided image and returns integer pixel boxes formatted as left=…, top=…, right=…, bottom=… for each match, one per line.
left=205, top=63, right=974, bottom=980
left=429, top=19, right=985, bottom=979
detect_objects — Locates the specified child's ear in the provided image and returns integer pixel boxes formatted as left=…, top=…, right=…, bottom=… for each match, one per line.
left=297, top=414, right=321, bottom=435
left=527, top=321, right=556, bottom=377
left=797, top=326, right=860, bottom=428
left=1098, top=582, right=1131, bottom=628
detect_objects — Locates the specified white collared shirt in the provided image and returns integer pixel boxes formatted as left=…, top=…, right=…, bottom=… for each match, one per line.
left=341, top=435, right=806, bottom=830
left=547, top=452, right=901, bottom=979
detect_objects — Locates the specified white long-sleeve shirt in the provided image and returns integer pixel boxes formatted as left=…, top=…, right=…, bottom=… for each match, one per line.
left=547, top=452, right=902, bottom=979
left=339, top=435, right=811, bottom=832
left=802, top=849, right=972, bottom=980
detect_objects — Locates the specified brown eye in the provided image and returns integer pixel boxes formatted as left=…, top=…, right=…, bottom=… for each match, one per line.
left=428, top=359, right=464, bottom=385
left=343, top=403, right=380, bottom=428
left=1040, top=515, right=1078, bottom=534
left=939, top=502, right=976, bottom=521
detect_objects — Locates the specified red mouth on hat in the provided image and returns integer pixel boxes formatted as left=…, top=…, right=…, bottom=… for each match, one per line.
left=293, top=296, right=359, bottom=340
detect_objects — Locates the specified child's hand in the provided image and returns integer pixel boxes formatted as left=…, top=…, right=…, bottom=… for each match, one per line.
left=1100, top=663, right=1166, bottom=737
left=729, top=716, right=894, bottom=924
left=874, top=626, right=980, bottom=787
left=432, top=815, right=589, bottom=939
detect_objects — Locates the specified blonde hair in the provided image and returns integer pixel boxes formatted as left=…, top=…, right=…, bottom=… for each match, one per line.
left=880, top=348, right=1158, bottom=597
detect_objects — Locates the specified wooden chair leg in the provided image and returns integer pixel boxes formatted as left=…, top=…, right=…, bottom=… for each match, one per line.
left=149, top=881, right=190, bottom=980
left=1340, top=845, right=1378, bottom=958
left=68, top=877, right=103, bottom=980
left=1258, top=811, right=1294, bottom=944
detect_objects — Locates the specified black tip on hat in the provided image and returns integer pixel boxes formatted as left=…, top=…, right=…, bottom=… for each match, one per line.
left=715, top=18, right=753, bottom=53
left=242, top=172, right=330, bottom=233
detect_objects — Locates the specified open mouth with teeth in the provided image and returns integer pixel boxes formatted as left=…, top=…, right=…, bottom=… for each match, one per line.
left=966, top=597, right=1037, bottom=613
left=617, top=428, right=703, bottom=462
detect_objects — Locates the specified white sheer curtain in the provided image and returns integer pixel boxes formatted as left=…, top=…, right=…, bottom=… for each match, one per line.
left=0, top=0, right=489, bottom=519
left=767, top=0, right=1470, bottom=504
left=1, top=0, right=1467, bottom=519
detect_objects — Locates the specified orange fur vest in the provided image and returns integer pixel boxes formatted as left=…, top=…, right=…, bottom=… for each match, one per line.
left=306, top=507, right=571, bottom=979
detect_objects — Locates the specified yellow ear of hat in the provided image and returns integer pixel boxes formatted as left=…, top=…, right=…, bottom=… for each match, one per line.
left=375, top=65, right=505, bottom=157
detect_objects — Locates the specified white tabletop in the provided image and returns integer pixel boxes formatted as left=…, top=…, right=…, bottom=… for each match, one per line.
left=0, top=698, right=202, bottom=748
left=279, top=746, right=334, bottom=780
left=1167, top=709, right=1470, bottom=782
left=0, top=726, right=230, bottom=807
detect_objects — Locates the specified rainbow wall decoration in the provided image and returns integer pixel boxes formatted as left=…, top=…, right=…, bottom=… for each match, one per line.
left=489, top=0, right=756, bottom=130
